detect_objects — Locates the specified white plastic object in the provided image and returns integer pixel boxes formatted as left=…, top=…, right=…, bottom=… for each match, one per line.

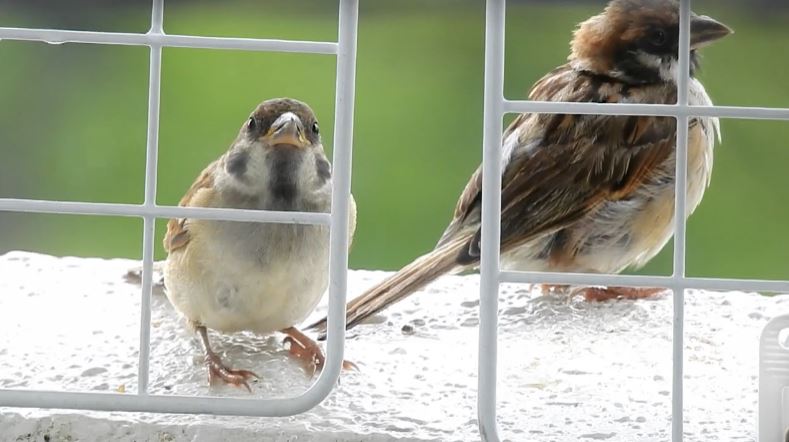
left=760, top=314, right=789, bottom=442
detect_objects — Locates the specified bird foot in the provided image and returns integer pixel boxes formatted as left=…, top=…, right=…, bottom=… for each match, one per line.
left=282, top=327, right=357, bottom=376
left=204, top=352, right=258, bottom=392
left=539, top=284, right=570, bottom=296
left=577, top=286, right=667, bottom=302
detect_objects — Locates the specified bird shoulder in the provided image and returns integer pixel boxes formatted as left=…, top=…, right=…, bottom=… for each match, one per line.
left=163, top=162, right=218, bottom=253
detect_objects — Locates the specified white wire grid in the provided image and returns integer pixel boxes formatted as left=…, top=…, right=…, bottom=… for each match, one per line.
left=0, top=0, right=788, bottom=440
left=0, top=0, right=358, bottom=417
left=478, top=1, right=789, bottom=441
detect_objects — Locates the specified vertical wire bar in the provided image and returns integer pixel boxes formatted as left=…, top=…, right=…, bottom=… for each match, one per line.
left=317, top=0, right=358, bottom=392
left=151, top=0, right=164, bottom=34
left=137, top=0, right=165, bottom=395
left=478, top=0, right=505, bottom=440
left=672, top=0, right=691, bottom=439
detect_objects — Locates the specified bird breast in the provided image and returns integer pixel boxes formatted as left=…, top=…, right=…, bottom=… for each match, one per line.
left=164, top=151, right=334, bottom=334
left=165, top=220, right=331, bottom=334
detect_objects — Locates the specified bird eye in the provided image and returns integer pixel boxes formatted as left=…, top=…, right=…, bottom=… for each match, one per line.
left=312, top=122, right=320, bottom=134
left=247, top=117, right=256, bottom=131
left=650, top=29, right=667, bottom=47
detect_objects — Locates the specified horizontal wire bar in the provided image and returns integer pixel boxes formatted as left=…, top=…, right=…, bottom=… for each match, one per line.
left=0, top=198, right=331, bottom=225
left=503, top=100, right=789, bottom=120
left=0, top=389, right=331, bottom=417
left=499, top=270, right=789, bottom=293
left=0, top=27, right=338, bottom=54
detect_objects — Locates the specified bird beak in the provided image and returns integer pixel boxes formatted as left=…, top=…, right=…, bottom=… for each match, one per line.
left=264, top=112, right=308, bottom=148
left=690, top=15, right=733, bottom=50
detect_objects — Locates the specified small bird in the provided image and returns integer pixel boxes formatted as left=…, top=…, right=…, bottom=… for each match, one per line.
left=310, top=0, right=732, bottom=336
left=163, top=98, right=356, bottom=390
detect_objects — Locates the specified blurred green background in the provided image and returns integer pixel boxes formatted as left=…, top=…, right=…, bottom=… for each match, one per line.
left=0, top=0, right=787, bottom=281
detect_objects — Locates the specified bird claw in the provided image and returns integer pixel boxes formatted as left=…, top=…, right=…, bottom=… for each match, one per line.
left=539, top=284, right=570, bottom=296
left=341, top=359, right=359, bottom=371
left=577, top=286, right=667, bottom=302
left=283, top=335, right=357, bottom=376
left=205, top=353, right=258, bottom=392
left=284, top=335, right=320, bottom=376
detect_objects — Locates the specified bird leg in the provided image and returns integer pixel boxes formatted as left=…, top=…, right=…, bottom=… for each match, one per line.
left=577, top=286, right=667, bottom=302
left=281, top=326, right=357, bottom=376
left=197, top=326, right=258, bottom=392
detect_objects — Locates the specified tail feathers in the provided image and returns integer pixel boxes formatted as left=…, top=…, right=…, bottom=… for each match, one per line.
left=308, top=234, right=471, bottom=339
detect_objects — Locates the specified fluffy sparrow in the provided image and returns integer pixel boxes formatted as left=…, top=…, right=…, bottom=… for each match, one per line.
left=163, top=98, right=356, bottom=390
left=310, top=0, right=731, bottom=335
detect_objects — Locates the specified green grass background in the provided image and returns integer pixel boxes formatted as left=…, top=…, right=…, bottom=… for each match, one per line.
left=0, top=1, right=787, bottom=281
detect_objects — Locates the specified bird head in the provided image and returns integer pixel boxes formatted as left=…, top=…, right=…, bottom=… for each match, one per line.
left=244, top=97, right=322, bottom=152
left=221, top=98, right=330, bottom=202
left=570, top=0, right=732, bottom=84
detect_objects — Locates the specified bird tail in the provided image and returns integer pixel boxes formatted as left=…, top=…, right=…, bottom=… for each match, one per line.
left=308, top=233, right=471, bottom=339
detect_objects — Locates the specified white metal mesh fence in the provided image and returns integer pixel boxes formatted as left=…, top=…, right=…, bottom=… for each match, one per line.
left=479, top=1, right=789, bottom=441
left=0, top=0, right=358, bottom=417
left=0, top=0, right=787, bottom=440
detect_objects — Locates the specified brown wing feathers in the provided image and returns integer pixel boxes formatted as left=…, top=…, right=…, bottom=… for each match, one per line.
left=163, top=162, right=217, bottom=253
left=493, top=114, right=675, bottom=257
left=315, top=67, right=678, bottom=333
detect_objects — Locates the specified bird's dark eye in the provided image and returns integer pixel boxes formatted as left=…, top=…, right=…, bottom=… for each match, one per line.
left=650, top=29, right=667, bottom=47
left=247, top=117, right=256, bottom=131
left=312, top=122, right=320, bottom=134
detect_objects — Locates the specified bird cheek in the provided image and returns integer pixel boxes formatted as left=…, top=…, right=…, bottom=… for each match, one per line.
left=226, top=150, right=249, bottom=180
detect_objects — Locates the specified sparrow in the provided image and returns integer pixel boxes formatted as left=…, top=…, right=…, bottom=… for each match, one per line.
left=310, top=0, right=732, bottom=336
left=163, top=98, right=356, bottom=390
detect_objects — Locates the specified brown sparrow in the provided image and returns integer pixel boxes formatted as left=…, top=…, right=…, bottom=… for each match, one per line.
left=310, top=0, right=732, bottom=335
left=163, top=98, right=356, bottom=390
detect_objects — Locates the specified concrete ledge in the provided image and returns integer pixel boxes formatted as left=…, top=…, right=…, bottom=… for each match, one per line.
left=0, top=251, right=786, bottom=441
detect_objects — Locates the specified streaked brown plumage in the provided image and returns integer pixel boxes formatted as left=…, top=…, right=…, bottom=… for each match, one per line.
left=310, top=0, right=732, bottom=336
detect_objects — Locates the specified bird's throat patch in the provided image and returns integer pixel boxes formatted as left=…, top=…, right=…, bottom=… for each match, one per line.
left=267, top=147, right=304, bottom=205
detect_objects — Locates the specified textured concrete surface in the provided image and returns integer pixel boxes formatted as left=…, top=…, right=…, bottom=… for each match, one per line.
left=0, top=251, right=787, bottom=441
